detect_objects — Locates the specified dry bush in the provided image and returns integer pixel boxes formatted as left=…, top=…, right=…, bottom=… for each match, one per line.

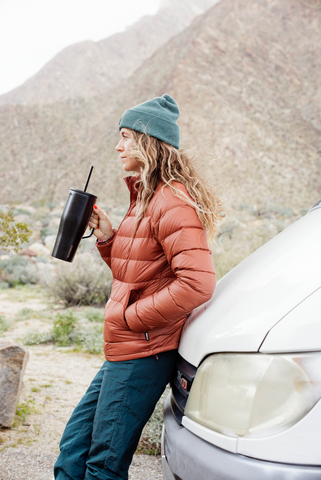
left=45, top=253, right=112, bottom=307
left=0, top=256, right=39, bottom=287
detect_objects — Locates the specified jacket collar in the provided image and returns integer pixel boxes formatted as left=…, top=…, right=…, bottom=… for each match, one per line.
left=124, top=175, right=141, bottom=202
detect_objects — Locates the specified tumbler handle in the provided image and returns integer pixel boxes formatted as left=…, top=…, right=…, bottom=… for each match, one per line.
left=82, top=227, right=94, bottom=239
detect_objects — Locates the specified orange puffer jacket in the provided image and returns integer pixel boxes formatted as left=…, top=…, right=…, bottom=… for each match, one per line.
left=97, top=176, right=216, bottom=361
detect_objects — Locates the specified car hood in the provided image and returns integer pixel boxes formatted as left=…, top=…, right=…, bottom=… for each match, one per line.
left=179, top=207, right=321, bottom=367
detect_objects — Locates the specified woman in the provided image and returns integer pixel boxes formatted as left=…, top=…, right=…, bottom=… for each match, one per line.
left=54, top=94, right=223, bottom=480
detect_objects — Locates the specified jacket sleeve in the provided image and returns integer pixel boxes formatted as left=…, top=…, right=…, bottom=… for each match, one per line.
left=124, top=203, right=216, bottom=333
left=97, top=229, right=117, bottom=269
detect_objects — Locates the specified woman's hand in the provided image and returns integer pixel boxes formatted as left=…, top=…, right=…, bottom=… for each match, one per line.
left=89, top=205, right=113, bottom=241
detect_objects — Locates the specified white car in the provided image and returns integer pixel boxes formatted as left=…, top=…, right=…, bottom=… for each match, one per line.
left=162, top=199, right=321, bottom=479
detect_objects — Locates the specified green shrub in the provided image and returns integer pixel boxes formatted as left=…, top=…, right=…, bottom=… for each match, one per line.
left=22, top=330, right=54, bottom=345
left=0, top=315, right=11, bottom=335
left=22, top=311, right=78, bottom=347
left=34, top=256, right=49, bottom=264
left=81, top=307, right=105, bottom=323
left=0, top=256, right=39, bottom=287
left=14, top=396, right=38, bottom=427
left=15, top=307, right=34, bottom=321
left=46, top=253, right=112, bottom=306
left=76, top=325, right=104, bottom=354
left=21, top=311, right=104, bottom=353
left=0, top=209, right=31, bottom=251
left=52, top=311, right=78, bottom=346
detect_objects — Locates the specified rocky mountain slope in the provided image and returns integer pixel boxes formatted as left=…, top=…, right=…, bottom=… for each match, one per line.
left=0, top=0, right=320, bottom=214
left=0, top=0, right=219, bottom=106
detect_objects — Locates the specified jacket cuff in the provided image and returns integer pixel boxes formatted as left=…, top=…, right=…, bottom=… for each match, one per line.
left=97, top=229, right=117, bottom=254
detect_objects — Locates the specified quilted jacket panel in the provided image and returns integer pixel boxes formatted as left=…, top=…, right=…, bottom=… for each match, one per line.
left=98, top=176, right=216, bottom=361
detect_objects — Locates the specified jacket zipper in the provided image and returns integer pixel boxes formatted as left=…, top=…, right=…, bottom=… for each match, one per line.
left=121, top=199, right=150, bottom=339
left=122, top=201, right=137, bottom=281
left=121, top=184, right=149, bottom=342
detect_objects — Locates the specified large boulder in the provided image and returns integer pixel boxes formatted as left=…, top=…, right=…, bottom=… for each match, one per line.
left=0, top=340, right=29, bottom=427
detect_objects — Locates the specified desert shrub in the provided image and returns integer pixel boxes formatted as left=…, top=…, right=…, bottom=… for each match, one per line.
left=0, top=256, right=39, bottom=286
left=0, top=315, right=11, bottom=334
left=22, top=310, right=104, bottom=353
left=13, top=208, right=32, bottom=216
left=46, top=253, right=112, bottom=306
left=52, top=311, right=79, bottom=346
left=22, top=311, right=78, bottom=347
left=0, top=209, right=31, bottom=251
left=34, top=256, right=49, bottom=264
left=15, top=308, right=34, bottom=321
left=76, top=324, right=104, bottom=354
left=81, top=307, right=105, bottom=323
left=22, top=330, right=54, bottom=345
left=14, top=396, right=38, bottom=427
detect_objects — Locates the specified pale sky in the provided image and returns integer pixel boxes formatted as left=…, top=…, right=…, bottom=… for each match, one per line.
left=0, top=0, right=161, bottom=96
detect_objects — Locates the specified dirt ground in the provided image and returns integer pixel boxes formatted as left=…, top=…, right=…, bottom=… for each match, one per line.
left=0, top=289, right=163, bottom=480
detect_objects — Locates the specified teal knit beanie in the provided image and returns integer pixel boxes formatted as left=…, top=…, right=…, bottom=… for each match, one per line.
left=119, top=94, right=180, bottom=149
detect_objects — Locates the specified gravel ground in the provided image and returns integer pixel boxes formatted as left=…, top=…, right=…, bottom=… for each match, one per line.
left=0, top=446, right=163, bottom=480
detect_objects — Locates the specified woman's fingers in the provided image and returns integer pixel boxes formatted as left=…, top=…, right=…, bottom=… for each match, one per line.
left=88, top=212, right=99, bottom=228
left=89, top=205, right=113, bottom=240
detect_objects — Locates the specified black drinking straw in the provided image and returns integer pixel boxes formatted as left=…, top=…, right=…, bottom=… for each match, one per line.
left=84, top=166, right=94, bottom=192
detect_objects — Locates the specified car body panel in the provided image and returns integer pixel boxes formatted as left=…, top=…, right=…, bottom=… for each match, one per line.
left=260, top=286, right=321, bottom=352
left=178, top=208, right=321, bottom=367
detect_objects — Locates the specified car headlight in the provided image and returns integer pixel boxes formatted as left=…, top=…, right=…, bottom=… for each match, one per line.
left=184, top=353, right=321, bottom=438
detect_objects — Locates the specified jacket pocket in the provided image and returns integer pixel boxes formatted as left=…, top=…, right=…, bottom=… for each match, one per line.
left=123, top=290, right=149, bottom=339
left=123, top=289, right=139, bottom=329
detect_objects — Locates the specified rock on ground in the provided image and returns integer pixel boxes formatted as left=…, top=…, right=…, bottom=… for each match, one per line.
left=0, top=340, right=29, bottom=427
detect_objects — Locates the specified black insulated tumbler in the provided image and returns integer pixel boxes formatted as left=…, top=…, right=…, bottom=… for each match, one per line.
left=52, top=189, right=97, bottom=262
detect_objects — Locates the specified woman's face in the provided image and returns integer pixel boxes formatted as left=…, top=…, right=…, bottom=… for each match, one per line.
left=115, top=128, right=140, bottom=173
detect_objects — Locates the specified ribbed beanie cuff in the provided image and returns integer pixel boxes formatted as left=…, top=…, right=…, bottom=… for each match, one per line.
left=119, top=94, right=180, bottom=149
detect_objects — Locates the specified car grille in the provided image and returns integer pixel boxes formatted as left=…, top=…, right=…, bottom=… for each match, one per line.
left=170, top=354, right=197, bottom=425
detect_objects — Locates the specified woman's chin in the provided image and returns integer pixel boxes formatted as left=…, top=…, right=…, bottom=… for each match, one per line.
left=122, top=165, right=140, bottom=173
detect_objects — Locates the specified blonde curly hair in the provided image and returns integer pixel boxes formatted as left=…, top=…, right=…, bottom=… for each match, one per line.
left=128, top=131, right=224, bottom=241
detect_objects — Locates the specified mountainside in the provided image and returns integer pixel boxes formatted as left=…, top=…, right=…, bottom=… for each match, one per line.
left=0, top=0, right=219, bottom=106
left=0, top=0, right=320, bottom=215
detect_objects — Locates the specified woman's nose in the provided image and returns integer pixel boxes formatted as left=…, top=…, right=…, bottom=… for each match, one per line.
left=115, top=140, right=123, bottom=151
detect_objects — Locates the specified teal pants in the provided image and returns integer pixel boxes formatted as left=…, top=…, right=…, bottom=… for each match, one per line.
left=54, top=350, right=177, bottom=480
